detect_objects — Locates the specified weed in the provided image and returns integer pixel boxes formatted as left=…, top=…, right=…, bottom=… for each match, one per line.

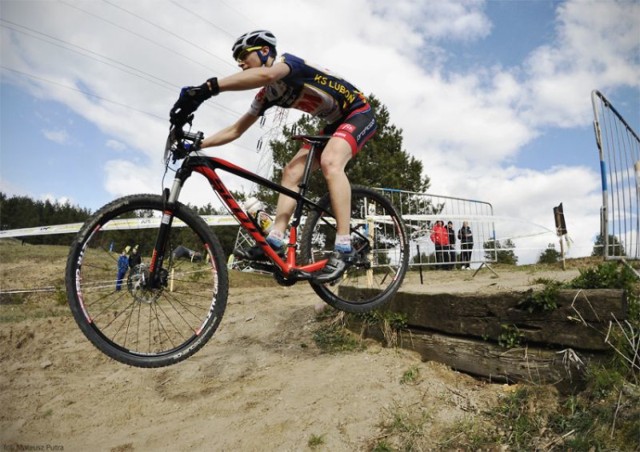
left=54, top=287, right=67, bottom=305
left=370, top=441, right=392, bottom=452
left=313, top=321, right=363, bottom=353
left=569, top=261, right=639, bottom=382
left=518, top=280, right=562, bottom=313
left=355, top=309, right=407, bottom=347
left=307, top=433, right=325, bottom=448
left=399, top=365, right=420, bottom=385
left=497, top=324, right=523, bottom=349
left=372, top=402, right=432, bottom=451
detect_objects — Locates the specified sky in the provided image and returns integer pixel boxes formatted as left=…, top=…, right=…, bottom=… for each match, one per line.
left=1, top=0, right=639, bottom=264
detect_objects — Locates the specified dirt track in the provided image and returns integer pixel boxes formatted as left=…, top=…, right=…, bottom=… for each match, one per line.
left=0, top=242, right=582, bottom=451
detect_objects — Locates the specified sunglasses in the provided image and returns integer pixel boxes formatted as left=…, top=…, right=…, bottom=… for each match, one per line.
left=235, top=46, right=264, bottom=63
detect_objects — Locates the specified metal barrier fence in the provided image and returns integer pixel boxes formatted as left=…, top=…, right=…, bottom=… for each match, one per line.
left=231, top=188, right=497, bottom=271
left=376, top=188, right=497, bottom=269
left=591, top=90, right=640, bottom=264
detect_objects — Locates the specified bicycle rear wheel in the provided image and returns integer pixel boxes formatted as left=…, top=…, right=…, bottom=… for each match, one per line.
left=65, top=194, right=228, bottom=368
left=300, top=186, right=409, bottom=313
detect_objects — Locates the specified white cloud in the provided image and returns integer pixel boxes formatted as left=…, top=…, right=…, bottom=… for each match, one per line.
left=1, top=0, right=638, bottom=264
left=521, top=0, right=640, bottom=127
left=106, top=139, right=127, bottom=152
left=371, top=0, right=492, bottom=42
left=42, top=128, right=69, bottom=145
left=42, top=193, right=73, bottom=206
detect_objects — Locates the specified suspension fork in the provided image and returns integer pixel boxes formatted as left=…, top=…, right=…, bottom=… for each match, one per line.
left=148, top=167, right=190, bottom=288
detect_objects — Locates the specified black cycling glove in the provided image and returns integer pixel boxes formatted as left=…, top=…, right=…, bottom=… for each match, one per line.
left=169, top=77, right=219, bottom=126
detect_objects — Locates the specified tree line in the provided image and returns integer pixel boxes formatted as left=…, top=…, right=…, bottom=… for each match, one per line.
left=0, top=193, right=92, bottom=245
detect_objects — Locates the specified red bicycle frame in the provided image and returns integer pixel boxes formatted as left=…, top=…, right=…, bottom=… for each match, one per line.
left=157, top=136, right=331, bottom=281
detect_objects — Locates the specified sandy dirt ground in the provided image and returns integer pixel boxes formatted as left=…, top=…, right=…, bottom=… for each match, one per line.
left=0, top=242, right=584, bottom=451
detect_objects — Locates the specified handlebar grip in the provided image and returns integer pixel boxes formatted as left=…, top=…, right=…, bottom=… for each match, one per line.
left=182, top=131, right=201, bottom=141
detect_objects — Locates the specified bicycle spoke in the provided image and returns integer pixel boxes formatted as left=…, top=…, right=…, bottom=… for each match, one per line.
left=66, top=195, right=228, bottom=367
left=300, top=187, right=409, bottom=313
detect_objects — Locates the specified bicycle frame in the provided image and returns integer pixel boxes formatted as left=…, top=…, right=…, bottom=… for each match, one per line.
left=151, top=138, right=331, bottom=285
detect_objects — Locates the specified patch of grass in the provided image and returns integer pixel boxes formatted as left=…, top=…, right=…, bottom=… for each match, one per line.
left=54, top=287, right=68, bottom=305
left=228, top=269, right=280, bottom=288
left=307, top=433, right=325, bottom=448
left=370, top=441, right=392, bottom=452
left=354, top=309, right=408, bottom=347
left=313, top=321, right=363, bottom=353
left=519, top=279, right=562, bottom=313
left=370, top=402, right=432, bottom=451
left=0, top=292, right=26, bottom=306
left=568, top=261, right=637, bottom=290
left=400, top=365, right=420, bottom=385
left=497, top=324, right=523, bottom=349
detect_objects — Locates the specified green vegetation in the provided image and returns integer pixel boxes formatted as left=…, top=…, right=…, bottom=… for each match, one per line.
left=497, top=324, right=524, bottom=349
left=484, top=238, right=518, bottom=265
left=355, top=309, right=408, bottom=347
left=0, top=193, right=91, bottom=246
left=307, top=433, right=326, bottom=448
left=518, top=279, right=562, bottom=313
left=537, top=243, right=561, bottom=264
left=399, top=365, right=420, bottom=385
left=438, top=261, right=640, bottom=450
left=312, top=316, right=364, bottom=353
left=369, top=402, right=432, bottom=451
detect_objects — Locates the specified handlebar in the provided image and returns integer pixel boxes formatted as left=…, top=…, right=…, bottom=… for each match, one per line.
left=164, top=117, right=205, bottom=163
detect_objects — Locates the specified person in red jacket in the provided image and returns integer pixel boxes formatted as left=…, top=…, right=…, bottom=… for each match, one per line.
left=430, top=220, right=450, bottom=270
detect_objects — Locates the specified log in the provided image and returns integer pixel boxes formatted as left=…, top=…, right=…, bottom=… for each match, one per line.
left=357, top=324, right=606, bottom=393
left=340, top=287, right=626, bottom=351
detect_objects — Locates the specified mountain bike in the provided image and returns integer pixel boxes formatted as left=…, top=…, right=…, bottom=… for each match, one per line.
left=65, top=117, right=409, bottom=368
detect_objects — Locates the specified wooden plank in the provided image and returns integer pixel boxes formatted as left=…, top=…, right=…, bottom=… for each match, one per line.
left=341, top=287, right=626, bottom=351
left=357, top=325, right=607, bottom=393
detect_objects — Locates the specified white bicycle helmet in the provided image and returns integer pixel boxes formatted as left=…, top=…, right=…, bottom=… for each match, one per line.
left=232, top=30, right=277, bottom=61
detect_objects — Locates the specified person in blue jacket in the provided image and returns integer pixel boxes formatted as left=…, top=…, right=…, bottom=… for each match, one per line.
left=115, top=245, right=130, bottom=291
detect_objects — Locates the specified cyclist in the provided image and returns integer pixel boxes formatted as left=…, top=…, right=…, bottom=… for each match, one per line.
left=170, top=30, right=377, bottom=282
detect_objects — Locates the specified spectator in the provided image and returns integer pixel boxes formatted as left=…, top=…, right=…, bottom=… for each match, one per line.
left=430, top=220, right=449, bottom=269
left=458, top=221, right=474, bottom=269
left=129, top=244, right=141, bottom=270
left=446, top=221, right=456, bottom=270
left=116, top=246, right=130, bottom=291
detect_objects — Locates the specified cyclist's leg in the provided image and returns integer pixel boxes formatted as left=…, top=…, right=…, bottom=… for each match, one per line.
left=319, top=138, right=353, bottom=237
left=313, top=107, right=376, bottom=282
left=236, top=146, right=317, bottom=261
left=322, top=105, right=377, bottom=239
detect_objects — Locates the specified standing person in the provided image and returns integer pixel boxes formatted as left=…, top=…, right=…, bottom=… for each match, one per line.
left=430, top=220, right=449, bottom=269
left=169, top=30, right=377, bottom=283
left=115, top=246, right=130, bottom=291
left=458, top=221, right=474, bottom=269
left=129, top=244, right=141, bottom=270
left=446, top=221, right=456, bottom=270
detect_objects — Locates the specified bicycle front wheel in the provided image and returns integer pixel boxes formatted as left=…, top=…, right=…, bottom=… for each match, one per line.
left=65, top=194, right=228, bottom=368
left=300, top=186, right=409, bottom=313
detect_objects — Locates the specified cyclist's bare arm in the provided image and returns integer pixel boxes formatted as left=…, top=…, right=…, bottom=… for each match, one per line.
left=200, top=63, right=290, bottom=148
left=201, top=112, right=258, bottom=148
left=218, top=62, right=290, bottom=92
